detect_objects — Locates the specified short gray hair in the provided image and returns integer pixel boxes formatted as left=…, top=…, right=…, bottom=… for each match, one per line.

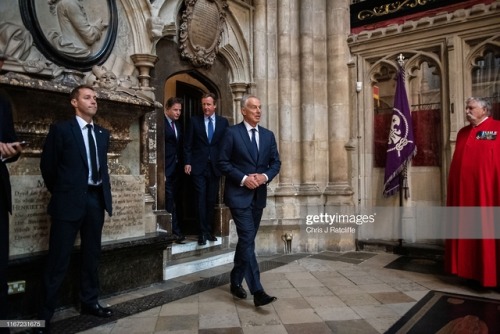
left=466, top=97, right=492, bottom=115
left=240, top=94, right=258, bottom=109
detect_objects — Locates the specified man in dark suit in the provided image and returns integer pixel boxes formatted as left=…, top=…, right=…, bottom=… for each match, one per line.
left=164, top=97, right=185, bottom=243
left=0, top=53, right=23, bottom=334
left=218, top=95, right=281, bottom=307
left=38, top=85, right=113, bottom=332
left=184, top=93, right=229, bottom=245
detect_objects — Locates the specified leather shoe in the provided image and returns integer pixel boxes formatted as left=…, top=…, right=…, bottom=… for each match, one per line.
left=198, top=235, right=206, bottom=245
left=175, top=234, right=186, bottom=244
left=254, top=291, right=277, bottom=307
left=81, top=303, right=113, bottom=318
left=230, top=284, right=247, bottom=299
left=206, top=234, right=218, bottom=242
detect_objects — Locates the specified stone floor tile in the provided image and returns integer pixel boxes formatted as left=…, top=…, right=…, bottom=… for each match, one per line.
left=369, top=291, right=416, bottom=304
left=403, top=289, right=430, bottom=301
left=386, top=302, right=418, bottom=316
left=315, top=306, right=362, bottom=321
left=272, top=287, right=303, bottom=299
left=326, top=319, right=379, bottom=334
left=351, top=304, right=400, bottom=319
left=365, top=316, right=402, bottom=333
left=110, top=316, right=158, bottom=334
left=236, top=306, right=281, bottom=327
left=284, top=322, right=333, bottom=334
left=296, top=286, right=334, bottom=297
left=337, top=292, right=380, bottom=306
left=159, top=300, right=198, bottom=316
left=155, top=314, right=198, bottom=332
left=199, top=328, right=243, bottom=334
left=345, top=275, right=384, bottom=285
left=317, top=276, right=355, bottom=287
left=275, top=308, right=323, bottom=324
left=77, top=322, right=114, bottom=334
left=304, top=295, right=346, bottom=308
left=241, top=325, right=288, bottom=334
left=199, top=312, right=241, bottom=329
left=272, top=297, right=312, bottom=311
left=357, top=283, right=398, bottom=293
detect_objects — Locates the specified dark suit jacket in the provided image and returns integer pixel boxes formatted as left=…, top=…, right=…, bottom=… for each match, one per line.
left=184, top=114, right=229, bottom=176
left=165, top=117, right=182, bottom=177
left=218, top=122, right=281, bottom=209
left=40, top=117, right=112, bottom=221
left=0, top=95, right=19, bottom=214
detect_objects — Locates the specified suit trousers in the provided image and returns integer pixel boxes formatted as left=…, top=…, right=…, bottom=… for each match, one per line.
left=192, top=162, right=219, bottom=237
left=230, top=200, right=264, bottom=295
left=40, top=186, right=105, bottom=321
left=165, top=172, right=182, bottom=236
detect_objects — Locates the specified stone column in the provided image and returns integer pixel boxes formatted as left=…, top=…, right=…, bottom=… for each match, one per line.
left=274, top=0, right=299, bottom=195
left=298, top=0, right=323, bottom=194
left=324, top=0, right=353, bottom=202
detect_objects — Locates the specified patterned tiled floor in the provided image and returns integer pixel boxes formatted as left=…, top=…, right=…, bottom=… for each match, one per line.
left=36, top=251, right=500, bottom=333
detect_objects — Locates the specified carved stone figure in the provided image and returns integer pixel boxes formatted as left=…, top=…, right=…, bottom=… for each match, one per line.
left=48, top=0, right=108, bottom=58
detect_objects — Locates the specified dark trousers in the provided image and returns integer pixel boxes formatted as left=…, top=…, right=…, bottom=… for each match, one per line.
left=0, top=203, right=9, bottom=334
left=192, top=164, right=219, bottom=237
left=39, top=187, right=105, bottom=322
left=165, top=172, right=182, bottom=236
left=230, top=200, right=264, bottom=295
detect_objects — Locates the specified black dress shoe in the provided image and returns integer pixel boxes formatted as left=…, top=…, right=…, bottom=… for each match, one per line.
left=175, top=234, right=186, bottom=244
left=253, top=291, right=277, bottom=307
left=206, top=234, right=218, bottom=242
left=81, top=303, right=113, bottom=318
left=230, top=284, right=247, bottom=299
left=198, top=235, right=206, bottom=245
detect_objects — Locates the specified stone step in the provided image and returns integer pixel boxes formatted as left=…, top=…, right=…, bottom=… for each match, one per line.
left=169, top=236, right=224, bottom=261
left=164, top=243, right=235, bottom=280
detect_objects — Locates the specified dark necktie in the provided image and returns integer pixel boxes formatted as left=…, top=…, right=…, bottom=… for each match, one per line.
left=171, top=121, right=177, bottom=139
left=86, top=124, right=99, bottom=183
left=250, top=128, right=258, bottom=161
left=207, top=117, right=214, bottom=143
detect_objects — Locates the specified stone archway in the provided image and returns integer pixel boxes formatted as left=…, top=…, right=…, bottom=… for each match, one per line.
left=151, top=38, right=237, bottom=237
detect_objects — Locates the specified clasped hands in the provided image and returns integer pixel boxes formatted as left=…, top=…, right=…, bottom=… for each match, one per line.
left=244, top=173, right=266, bottom=189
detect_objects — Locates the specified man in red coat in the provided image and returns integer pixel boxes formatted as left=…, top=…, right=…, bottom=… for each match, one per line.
left=446, top=97, right=500, bottom=287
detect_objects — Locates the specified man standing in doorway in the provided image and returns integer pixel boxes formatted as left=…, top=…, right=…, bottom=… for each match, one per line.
left=164, top=97, right=185, bottom=243
left=218, top=95, right=281, bottom=307
left=184, top=93, right=229, bottom=245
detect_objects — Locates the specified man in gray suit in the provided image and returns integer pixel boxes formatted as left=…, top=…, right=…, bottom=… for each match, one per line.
left=218, top=95, right=281, bottom=307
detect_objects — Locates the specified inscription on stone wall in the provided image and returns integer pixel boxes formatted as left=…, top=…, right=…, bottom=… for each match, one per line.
left=9, top=175, right=145, bottom=257
left=103, top=175, right=145, bottom=241
left=190, top=0, right=219, bottom=49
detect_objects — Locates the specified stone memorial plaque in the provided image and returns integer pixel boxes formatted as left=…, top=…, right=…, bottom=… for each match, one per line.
left=179, top=0, right=228, bottom=67
left=9, top=176, right=51, bottom=256
left=9, top=175, right=145, bottom=256
left=103, top=175, right=145, bottom=241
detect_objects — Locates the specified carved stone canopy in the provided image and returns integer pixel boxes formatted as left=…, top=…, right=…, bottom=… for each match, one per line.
left=0, top=77, right=152, bottom=161
left=179, top=0, right=228, bottom=68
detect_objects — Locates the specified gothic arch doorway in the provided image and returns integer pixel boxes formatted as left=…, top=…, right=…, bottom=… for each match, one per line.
left=164, top=73, right=219, bottom=235
left=152, top=37, right=235, bottom=239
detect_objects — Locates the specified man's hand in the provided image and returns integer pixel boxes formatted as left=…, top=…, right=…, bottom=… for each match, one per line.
left=184, top=165, right=192, bottom=175
left=0, top=141, right=23, bottom=160
left=244, top=173, right=266, bottom=189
